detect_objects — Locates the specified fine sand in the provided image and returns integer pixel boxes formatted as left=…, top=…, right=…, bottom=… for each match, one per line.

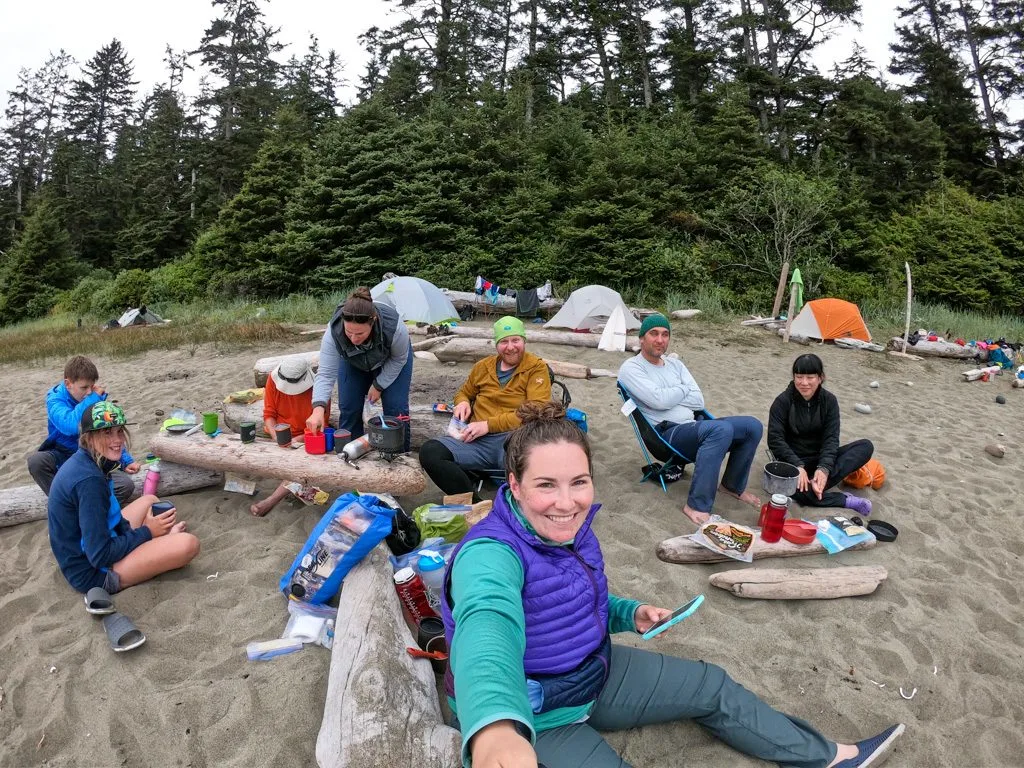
left=1, top=321, right=1022, bottom=767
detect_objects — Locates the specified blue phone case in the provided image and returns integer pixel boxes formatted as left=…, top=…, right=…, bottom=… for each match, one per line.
left=641, top=594, right=705, bottom=640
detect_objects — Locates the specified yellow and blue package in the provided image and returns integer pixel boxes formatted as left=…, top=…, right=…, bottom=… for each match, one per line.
left=816, top=516, right=874, bottom=554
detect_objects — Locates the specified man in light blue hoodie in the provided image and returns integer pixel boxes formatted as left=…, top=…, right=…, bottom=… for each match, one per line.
left=27, top=355, right=139, bottom=505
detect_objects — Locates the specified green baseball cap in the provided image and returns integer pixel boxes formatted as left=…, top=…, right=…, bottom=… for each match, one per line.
left=493, top=316, right=526, bottom=343
left=80, top=401, right=133, bottom=433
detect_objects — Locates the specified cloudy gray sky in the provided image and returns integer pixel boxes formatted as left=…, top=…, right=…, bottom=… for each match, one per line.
left=1, top=0, right=899, bottom=107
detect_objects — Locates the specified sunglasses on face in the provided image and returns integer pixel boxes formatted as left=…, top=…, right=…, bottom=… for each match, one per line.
left=343, top=313, right=372, bottom=324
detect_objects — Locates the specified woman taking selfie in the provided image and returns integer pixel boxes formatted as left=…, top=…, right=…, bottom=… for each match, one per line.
left=441, top=401, right=902, bottom=768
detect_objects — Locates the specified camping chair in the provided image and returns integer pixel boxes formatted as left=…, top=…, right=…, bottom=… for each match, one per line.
left=466, top=366, right=573, bottom=492
left=617, top=382, right=713, bottom=493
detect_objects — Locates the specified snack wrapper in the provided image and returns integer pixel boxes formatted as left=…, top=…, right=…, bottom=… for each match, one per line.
left=285, top=482, right=329, bottom=506
left=690, top=515, right=755, bottom=562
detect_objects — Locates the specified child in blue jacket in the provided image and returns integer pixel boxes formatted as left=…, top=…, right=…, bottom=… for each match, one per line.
left=27, top=355, right=139, bottom=505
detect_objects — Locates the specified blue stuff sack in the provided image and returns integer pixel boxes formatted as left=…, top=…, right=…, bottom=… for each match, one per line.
left=280, top=492, right=395, bottom=604
left=566, top=408, right=589, bottom=433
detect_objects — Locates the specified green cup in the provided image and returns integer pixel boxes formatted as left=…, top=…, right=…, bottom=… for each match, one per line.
left=202, top=412, right=219, bottom=435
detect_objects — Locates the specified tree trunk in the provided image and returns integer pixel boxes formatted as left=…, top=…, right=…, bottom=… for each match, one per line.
left=0, top=462, right=223, bottom=529
left=315, top=546, right=461, bottom=767
left=657, top=529, right=877, bottom=564
left=525, top=0, right=538, bottom=124
left=740, top=0, right=771, bottom=138
left=148, top=432, right=426, bottom=496
left=628, top=0, right=654, bottom=107
left=709, top=566, right=888, bottom=599
left=957, top=0, right=1005, bottom=166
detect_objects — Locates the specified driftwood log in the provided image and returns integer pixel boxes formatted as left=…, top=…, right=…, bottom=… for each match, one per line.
left=316, top=546, right=461, bottom=768
left=0, top=462, right=223, bottom=529
left=430, top=338, right=614, bottom=379
left=657, top=530, right=877, bottom=564
left=222, top=401, right=449, bottom=450
left=709, top=566, right=888, bottom=599
left=887, top=337, right=980, bottom=360
left=444, top=288, right=562, bottom=313
left=670, top=309, right=702, bottom=320
left=254, top=351, right=319, bottom=387
left=149, top=432, right=426, bottom=496
left=419, top=324, right=640, bottom=351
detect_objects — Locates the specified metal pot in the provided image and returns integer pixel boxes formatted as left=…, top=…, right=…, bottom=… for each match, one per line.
left=763, top=461, right=800, bottom=497
left=365, top=416, right=406, bottom=453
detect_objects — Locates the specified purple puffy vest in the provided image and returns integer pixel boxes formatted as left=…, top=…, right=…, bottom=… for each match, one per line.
left=441, top=486, right=609, bottom=696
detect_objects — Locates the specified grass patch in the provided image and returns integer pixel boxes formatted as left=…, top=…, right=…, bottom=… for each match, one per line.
left=859, top=298, right=1024, bottom=342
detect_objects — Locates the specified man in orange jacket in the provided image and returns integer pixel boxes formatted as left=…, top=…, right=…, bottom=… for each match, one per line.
left=419, top=316, right=552, bottom=497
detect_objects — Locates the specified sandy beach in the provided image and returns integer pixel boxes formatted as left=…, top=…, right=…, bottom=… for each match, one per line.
left=2, top=320, right=1023, bottom=767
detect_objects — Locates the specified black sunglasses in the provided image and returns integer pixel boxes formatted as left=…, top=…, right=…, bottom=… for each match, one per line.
left=343, top=313, right=372, bottom=324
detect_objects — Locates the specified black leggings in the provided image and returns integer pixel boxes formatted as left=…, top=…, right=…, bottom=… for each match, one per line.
left=419, top=439, right=478, bottom=497
left=792, top=439, right=874, bottom=508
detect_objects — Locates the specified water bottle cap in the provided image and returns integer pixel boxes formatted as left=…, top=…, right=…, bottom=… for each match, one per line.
left=770, top=493, right=790, bottom=507
left=393, top=567, right=416, bottom=583
left=417, top=552, right=445, bottom=571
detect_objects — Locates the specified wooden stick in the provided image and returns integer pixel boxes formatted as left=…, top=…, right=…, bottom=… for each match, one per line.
left=657, top=530, right=876, bottom=564
left=782, top=286, right=798, bottom=344
left=315, top=547, right=461, bottom=767
left=901, top=261, right=912, bottom=353
left=0, top=462, right=224, bottom=529
left=149, top=432, right=426, bottom=496
left=771, top=261, right=790, bottom=319
left=709, top=565, right=888, bottom=599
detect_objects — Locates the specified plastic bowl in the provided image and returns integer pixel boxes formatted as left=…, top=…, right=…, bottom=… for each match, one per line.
left=781, top=519, right=817, bottom=545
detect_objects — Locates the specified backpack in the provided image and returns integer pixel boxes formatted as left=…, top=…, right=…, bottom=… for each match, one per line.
left=843, top=458, right=885, bottom=490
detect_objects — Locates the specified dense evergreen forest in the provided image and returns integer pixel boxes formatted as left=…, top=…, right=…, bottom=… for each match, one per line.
left=1, top=0, right=1022, bottom=328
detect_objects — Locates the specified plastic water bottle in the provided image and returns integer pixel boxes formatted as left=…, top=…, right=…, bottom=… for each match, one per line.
left=417, top=551, right=447, bottom=609
left=143, top=459, right=161, bottom=496
left=393, top=567, right=438, bottom=625
left=758, top=493, right=789, bottom=543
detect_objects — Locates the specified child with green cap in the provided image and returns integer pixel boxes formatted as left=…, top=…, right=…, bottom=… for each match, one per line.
left=419, top=316, right=551, bottom=496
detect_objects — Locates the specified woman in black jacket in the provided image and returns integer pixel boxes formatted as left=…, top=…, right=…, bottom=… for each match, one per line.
left=767, top=354, right=874, bottom=515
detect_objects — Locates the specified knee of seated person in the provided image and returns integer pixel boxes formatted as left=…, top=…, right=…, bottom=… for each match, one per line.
left=705, top=420, right=734, bottom=442
left=419, top=439, right=454, bottom=466
left=27, top=451, right=51, bottom=475
left=179, top=532, right=201, bottom=560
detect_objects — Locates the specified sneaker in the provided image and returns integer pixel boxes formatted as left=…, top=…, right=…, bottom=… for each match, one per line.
left=832, top=723, right=905, bottom=767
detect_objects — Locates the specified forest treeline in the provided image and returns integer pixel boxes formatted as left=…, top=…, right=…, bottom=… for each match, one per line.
left=1, top=0, right=1023, bottom=327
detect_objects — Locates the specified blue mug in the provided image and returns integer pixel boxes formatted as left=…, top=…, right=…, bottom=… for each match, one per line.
left=324, top=427, right=336, bottom=453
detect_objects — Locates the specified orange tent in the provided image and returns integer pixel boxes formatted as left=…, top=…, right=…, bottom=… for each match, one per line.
left=788, top=298, right=871, bottom=342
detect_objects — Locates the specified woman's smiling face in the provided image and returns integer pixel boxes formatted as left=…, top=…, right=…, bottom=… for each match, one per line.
left=508, top=440, right=593, bottom=543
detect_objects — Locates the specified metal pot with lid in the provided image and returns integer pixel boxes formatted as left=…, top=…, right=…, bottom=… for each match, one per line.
left=365, top=415, right=407, bottom=454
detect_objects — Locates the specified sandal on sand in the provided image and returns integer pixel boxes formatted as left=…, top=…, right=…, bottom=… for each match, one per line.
left=102, top=613, right=146, bottom=652
left=84, top=587, right=115, bottom=615
left=832, top=723, right=905, bottom=767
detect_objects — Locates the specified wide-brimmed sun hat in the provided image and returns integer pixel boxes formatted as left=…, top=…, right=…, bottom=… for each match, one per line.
left=80, top=401, right=134, bottom=433
left=271, top=357, right=314, bottom=395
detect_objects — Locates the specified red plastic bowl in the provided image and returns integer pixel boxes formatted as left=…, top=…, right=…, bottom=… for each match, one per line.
left=781, top=519, right=817, bottom=545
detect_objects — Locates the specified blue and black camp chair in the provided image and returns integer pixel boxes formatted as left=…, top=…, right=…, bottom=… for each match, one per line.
left=617, top=381, right=713, bottom=493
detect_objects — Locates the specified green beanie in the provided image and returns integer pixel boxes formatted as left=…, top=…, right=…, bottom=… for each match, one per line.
left=494, top=316, right=526, bottom=343
left=639, top=314, right=671, bottom=338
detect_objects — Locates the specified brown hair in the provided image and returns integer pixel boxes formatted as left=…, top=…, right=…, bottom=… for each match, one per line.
left=64, top=355, right=99, bottom=383
left=80, top=427, right=133, bottom=470
left=504, top=401, right=591, bottom=481
left=341, top=286, right=375, bottom=320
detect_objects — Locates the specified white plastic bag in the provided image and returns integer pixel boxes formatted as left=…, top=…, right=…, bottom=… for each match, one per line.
left=363, top=397, right=384, bottom=426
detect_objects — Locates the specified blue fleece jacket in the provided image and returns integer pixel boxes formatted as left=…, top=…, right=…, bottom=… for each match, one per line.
left=40, top=383, right=133, bottom=468
left=47, top=448, right=152, bottom=593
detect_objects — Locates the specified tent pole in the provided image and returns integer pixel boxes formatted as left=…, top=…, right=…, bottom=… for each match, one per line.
left=771, top=261, right=790, bottom=319
left=901, top=261, right=912, bottom=353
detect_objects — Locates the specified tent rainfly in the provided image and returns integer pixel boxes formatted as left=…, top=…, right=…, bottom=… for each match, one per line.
left=544, top=285, right=640, bottom=332
left=117, top=307, right=165, bottom=327
left=370, top=276, right=459, bottom=324
left=787, top=298, right=871, bottom=342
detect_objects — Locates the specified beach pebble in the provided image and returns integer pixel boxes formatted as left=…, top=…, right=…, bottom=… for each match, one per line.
left=984, top=444, right=1006, bottom=458
left=995, top=395, right=1006, bottom=404
left=854, top=403, right=872, bottom=414
left=905, top=382, right=913, bottom=387
left=869, top=381, right=879, bottom=388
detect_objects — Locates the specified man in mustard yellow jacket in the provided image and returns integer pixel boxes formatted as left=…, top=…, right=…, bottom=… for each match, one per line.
left=419, top=316, right=552, bottom=496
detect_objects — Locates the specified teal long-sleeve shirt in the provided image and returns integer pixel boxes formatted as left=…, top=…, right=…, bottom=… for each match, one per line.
left=449, top=537, right=642, bottom=766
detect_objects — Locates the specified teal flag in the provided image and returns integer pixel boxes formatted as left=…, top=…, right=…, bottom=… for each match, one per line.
left=790, top=268, right=804, bottom=314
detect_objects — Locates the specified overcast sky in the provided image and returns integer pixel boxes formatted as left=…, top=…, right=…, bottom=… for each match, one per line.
left=0, top=0, right=899, bottom=109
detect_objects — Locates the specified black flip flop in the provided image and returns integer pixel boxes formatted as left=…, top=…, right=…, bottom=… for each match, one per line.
left=102, top=612, right=146, bottom=652
left=84, top=587, right=115, bottom=615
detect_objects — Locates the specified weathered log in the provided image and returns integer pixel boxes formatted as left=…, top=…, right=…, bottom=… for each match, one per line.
left=961, top=365, right=1002, bottom=382
left=740, top=317, right=780, bottom=327
left=444, top=288, right=563, bottom=313
left=709, top=565, right=888, bottom=599
left=833, top=338, right=885, bottom=353
left=149, top=432, right=426, bottom=495
left=0, top=462, right=224, bottom=529
left=670, top=309, right=702, bottom=320
left=657, top=530, right=877, bottom=564
left=411, top=337, right=452, bottom=351
left=887, top=337, right=980, bottom=360
left=254, top=350, right=319, bottom=387
left=316, top=546, right=461, bottom=768
left=222, top=401, right=450, bottom=450
left=431, top=337, right=614, bottom=380
left=436, top=325, right=639, bottom=351
left=776, top=328, right=811, bottom=345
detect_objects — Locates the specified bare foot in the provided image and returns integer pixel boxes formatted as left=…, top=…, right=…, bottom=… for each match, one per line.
left=171, top=521, right=188, bottom=533
left=250, top=499, right=275, bottom=517
left=721, top=486, right=761, bottom=507
left=682, top=505, right=711, bottom=526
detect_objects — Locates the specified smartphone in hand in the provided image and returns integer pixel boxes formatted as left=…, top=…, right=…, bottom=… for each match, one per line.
left=151, top=501, right=176, bottom=516
left=641, top=595, right=704, bottom=640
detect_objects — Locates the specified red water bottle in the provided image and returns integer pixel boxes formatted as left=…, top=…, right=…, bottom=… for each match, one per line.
left=758, top=493, right=789, bottom=543
left=393, top=567, right=438, bottom=626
